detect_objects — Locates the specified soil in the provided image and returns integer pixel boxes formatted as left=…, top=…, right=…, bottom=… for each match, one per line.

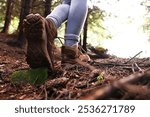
left=0, top=33, right=150, bottom=100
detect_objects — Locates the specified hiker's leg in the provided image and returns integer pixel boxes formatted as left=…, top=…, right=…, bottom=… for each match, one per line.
left=46, top=0, right=71, bottom=28
left=64, top=0, right=88, bottom=46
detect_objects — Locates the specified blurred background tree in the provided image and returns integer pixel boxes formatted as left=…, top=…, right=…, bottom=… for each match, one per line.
left=0, top=0, right=110, bottom=48
left=142, top=0, right=150, bottom=42
left=1, top=0, right=148, bottom=51
left=1, top=0, right=14, bottom=34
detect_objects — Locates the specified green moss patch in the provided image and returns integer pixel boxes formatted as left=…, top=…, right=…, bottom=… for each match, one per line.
left=11, top=68, right=48, bottom=85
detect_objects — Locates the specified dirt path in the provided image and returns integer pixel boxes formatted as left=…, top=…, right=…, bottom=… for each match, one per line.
left=0, top=33, right=150, bottom=100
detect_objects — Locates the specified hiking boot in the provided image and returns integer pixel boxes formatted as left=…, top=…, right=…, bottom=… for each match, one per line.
left=23, top=14, right=57, bottom=71
left=61, top=45, right=91, bottom=63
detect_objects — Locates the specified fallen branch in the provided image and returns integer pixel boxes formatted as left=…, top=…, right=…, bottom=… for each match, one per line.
left=80, top=69, right=150, bottom=100
left=93, top=62, right=150, bottom=68
left=134, top=63, right=143, bottom=72
left=124, top=51, right=143, bottom=64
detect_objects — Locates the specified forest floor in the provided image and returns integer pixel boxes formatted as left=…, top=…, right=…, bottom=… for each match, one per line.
left=0, top=33, right=150, bottom=100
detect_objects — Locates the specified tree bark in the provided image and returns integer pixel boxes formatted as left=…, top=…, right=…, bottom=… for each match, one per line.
left=44, top=0, right=52, bottom=17
left=17, top=0, right=33, bottom=47
left=1, top=0, right=14, bottom=34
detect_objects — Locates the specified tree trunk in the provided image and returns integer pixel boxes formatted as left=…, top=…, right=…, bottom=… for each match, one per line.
left=44, top=0, right=52, bottom=17
left=1, top=0, right=14, bottom=34
left=17, top=0, right=33, bottom=47
left=82, top=13, right=89, bottom=52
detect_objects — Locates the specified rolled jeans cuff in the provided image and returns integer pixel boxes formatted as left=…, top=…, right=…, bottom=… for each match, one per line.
left=46, top=15, right=62, bottom=28
left=64, top=34, right=79, bottom=42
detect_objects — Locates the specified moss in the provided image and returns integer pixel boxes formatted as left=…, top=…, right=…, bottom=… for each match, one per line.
left=11, top=68, right=48, bottom=85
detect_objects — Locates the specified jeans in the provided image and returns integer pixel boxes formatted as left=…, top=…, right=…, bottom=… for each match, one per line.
left=46, top=0, right=88, bottom=46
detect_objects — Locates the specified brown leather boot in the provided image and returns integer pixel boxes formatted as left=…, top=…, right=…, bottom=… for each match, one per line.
left=61, top=44, right=91, bottom=64
left=23, top=14, right=57, bottom=71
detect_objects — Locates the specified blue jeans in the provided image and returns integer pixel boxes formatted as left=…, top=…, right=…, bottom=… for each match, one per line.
left=46, top=0, right=88, bottom=46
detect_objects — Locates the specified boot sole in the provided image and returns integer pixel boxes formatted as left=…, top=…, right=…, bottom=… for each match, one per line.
left=23, top=14, right=53, bottom=70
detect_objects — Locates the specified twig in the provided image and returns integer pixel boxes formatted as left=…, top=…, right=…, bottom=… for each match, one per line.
left=138, top=58, right=150, bottom=64
left=134, top=63, right=143, bottom=73
left=93, top=62, right=150, bottom=68
left=37, top=86, right=44, bottom=99
left=36, top=85, right=47, bottom=100
left=124, top=51, right=143, bottom=64
left=44, top=85, right=48, bottom=100
left=131, top=64, right=135, bottom=73
left=55, top=93, right=63, bottom=100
